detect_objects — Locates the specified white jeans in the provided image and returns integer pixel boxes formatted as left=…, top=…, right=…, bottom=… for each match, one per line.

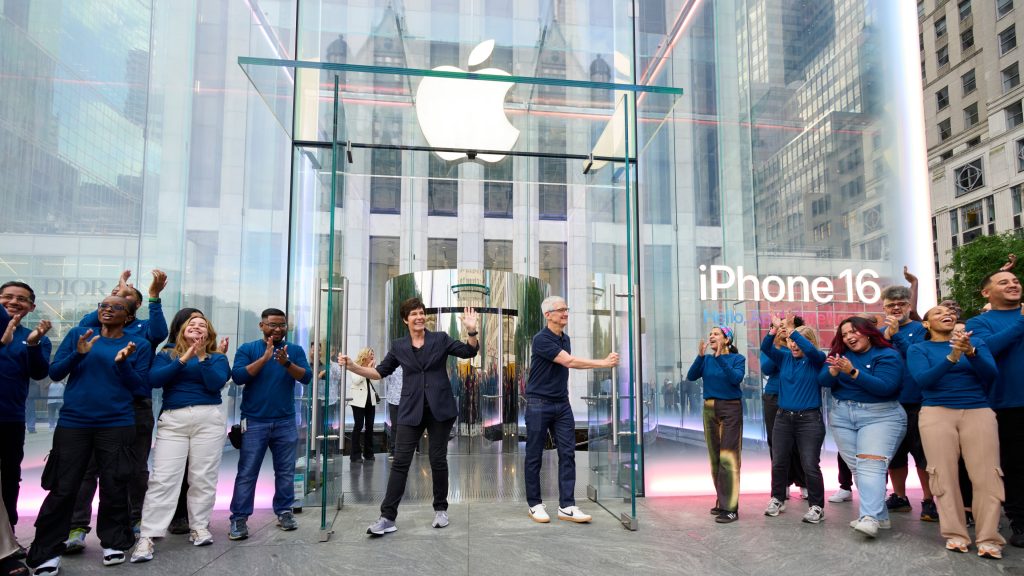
left=140, top=404, right=226, bottom=536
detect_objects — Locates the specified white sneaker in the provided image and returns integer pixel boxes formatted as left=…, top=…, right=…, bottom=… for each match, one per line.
left=34, top=557, right=61, bottom=575
left=130, top=538, right=153, bottom=563
left=848, top=517, right=891, bottom=530
left=852, top=516, right=879, bottom=538
left=101, top=548, right=126, bottom=566
left=529, top=503, right=550, bottom=523
left=829, top=488, right=853, bottom=503
left=189, top=528, right=214, bottom=546
left=557, top=506, right=592, bottom=523
left=764, top=497, right=786, bottom=517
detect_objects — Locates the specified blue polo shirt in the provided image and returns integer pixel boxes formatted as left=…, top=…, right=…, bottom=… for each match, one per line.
left=526, top=327, right=571, bottom=402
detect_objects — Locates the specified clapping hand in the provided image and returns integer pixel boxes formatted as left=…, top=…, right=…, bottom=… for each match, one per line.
left=115, top=341, right=137, bottom=363
left=274, top=345, right=291, bottom=366
left=883, top=315, right=900, bottom=339
left=1, top=314, right=18, bottom=345
left=26, top=319, right=52, bottom=346
left=825, top=354, right=853, bottom=376
left=698, top=339, right=708, bottom=356
left=217, top=336, right=229, bottom=354
left=149, top=269, right=168, bottom=299
left=77, top=329, right=100, bottom=354
left=950, top=330, right=973, bottom=358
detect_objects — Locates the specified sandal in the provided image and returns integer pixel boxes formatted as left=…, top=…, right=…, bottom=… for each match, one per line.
left=978, top=543, right=1003, bottom=560
left=0, top=555, right=29, bottom=576
left=945, top=539, right=968, bottom=553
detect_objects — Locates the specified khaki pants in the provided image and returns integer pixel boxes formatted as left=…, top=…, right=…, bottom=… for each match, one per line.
left=918, top=406, right=1005, bottom=548
left=140, top=405, right=226, bottom=537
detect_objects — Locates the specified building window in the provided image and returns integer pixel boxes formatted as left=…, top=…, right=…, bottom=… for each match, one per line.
left=936, top=86, right=950, bottom=110
left=959, top=0, right=972, bottom=20
left=961, top=28, right=975, bottom=52
left=939, top=118, right=952, bottom=141
left=920, top=32, right=925, bottom=52
left=538, top=242, right=567, bottom=295
left=427, top=238, right=457, bottom=270
left=918, top=0, right=925, bottom=19
left=999, top=0, right=1014, bottom=19
left=1000, top=26, right=1017, bottom=55
left=483, top=240, right=512, bottom=272
left=962, top=69, right=977, bottom=95
left=935, top=16, right=947, bottom=38
left=1012, top=184, right=1023, bottom=229
left=1008, top=101, right=1024, bottom=129
left=484, top=161, right=513, bottom=218
left=966, top=136, right=981, bottom=148
left=370, top=149, right=402, bottom=214
left=427, top=156, right=458, bottom=217
left=960, top=200, right=985, bottom=243
left=954, top=158, right=985, bottom=196
left=1017, top=139, right=1024, bottom=171
left=940, top=150, right=954, bottom=161
left=964, top=103, right=979, bottom=128
left=937, top=45, right=950, bottom=67
left=1004, top=63, right=1021, bottom=93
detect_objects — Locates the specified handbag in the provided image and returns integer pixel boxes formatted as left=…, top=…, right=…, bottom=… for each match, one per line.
left=368, top=379, right=381, bottom=404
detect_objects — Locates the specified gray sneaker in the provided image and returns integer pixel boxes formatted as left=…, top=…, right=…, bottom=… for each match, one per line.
left=366, top=516, right=397, bottom=536
left=764, top=497, right=786, bottom=517
left=277, top=511, right=298, bottom=531
left=228, top=518, right=249, bottom=541
left=802, top=505, right=825, bottom=524
left=432, top=511, right=449, bottom=528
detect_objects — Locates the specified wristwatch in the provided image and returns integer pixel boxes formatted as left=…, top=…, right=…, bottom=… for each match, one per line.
left=849, top=368, right=859, bottom=378
left=283, top=360, right=292, bottom=368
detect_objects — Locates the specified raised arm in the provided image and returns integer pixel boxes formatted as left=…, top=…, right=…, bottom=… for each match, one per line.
left=789, top=330, right=826, bottom=366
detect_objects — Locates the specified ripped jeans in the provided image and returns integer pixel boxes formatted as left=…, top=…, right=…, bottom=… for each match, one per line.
left=829, top=399, right=906, bottom=522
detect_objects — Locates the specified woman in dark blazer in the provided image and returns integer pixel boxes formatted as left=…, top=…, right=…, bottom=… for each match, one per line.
left=341, top=297, right=479, bottom=536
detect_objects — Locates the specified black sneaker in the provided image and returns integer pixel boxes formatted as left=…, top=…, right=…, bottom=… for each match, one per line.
left=1010, top=523, right=1024, bottom=548
left=715, top=510, right=738, bottom=523
left=885, top=493, right=912, bottom=512
left=919, top=499, right=938, bottom=522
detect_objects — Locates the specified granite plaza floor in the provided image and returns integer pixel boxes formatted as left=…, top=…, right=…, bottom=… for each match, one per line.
left=13, top=449, right=1024, bottom=576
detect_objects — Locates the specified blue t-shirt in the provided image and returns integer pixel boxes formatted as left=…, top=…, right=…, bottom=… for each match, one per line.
left=818, top=345, right=902, bottom=403
left=49, top=326, right=152, bottom=428
left=890, top=320, right=926, bottom=404
left=907, top=340, right=996, bottom=409
left=150, top=350, right=230, bottom=410
left=0, top=311, right=52, bottom=422
left=686, top=353, right=746, bottom=400
left=761, top=351, right=781, bottom=395
left=965, top=309, right=1024, bottom=409
left=760, top=332, right=826, bottom=411
left=231, top=339, right=312, bottom=421
left=526, top=327, right=571, bottom=402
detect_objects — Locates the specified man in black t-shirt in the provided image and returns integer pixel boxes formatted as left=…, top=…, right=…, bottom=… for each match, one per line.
left=525, top=296, right=619, bottom=524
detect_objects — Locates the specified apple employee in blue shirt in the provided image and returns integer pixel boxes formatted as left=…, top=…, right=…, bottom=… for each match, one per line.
left=525, top=296, right=618, bottom=524
left=227, top=308, right=311, bottom=541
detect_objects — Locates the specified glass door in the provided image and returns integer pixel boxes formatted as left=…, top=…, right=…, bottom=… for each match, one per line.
left=585, top=93, right=639, bottom=530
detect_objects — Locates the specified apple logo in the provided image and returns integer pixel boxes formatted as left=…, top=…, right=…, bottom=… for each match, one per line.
left=414, top=39, right=520, bottom=163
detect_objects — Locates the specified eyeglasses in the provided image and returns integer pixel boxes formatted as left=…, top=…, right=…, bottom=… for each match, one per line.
left=98, top=303, right=127, bottom=311
left=547, top=307, right=570, bottom=314
left=264, top=322, right=288, bottom=329
left=882, top=301, right=909, bottom=311
left=0, top=294, right=32, bottom=304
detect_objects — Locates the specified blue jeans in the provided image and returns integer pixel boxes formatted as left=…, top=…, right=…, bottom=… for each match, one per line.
left=829, top=399, right=906, bottom=521
left=229, top=417, right=297, bottom=520
left=524, top=398, right=576, bottom=508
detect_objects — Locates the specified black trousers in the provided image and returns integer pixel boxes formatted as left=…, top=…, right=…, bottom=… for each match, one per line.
left=27, top=426, right=135, bottom=568
left=769, top=408, right=826, bottom=508
left=997, top=407, right=1024, bottom=526
left=379, top=404, right=455, bottom=521
left=0, top=422, right=25, bottom=528
left=762, top=394, right=805, bottom=492
left=351, top=396, right=376, bottom=460
left=387, top=404, right=399, bottom=455
left=838, top=453, right=853, bottom=491
left=70, top=401, right=154, bottom=528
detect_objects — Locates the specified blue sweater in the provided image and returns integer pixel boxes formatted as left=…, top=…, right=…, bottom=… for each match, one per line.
left=0, top=310, right=52, bottom=422
left=231, top=339, right=312, bottom=421
left=686, top=353, right=746, bottom=400
left=49, top=326, right=152, bottom=428
left=818, top=345, right=903, bottom=403
left=760, top=332, right=826, bottom=410
left=80, top=301, right=169, bottom=352
left=761, top=352, right=781, bottom=395
left=965, top=309, right=1024, bottom=409
left=149, top=350, right=229, bottom=410
left=906, top=340, right=996, bottom=409
left=890, top=320, right=926, bottom=404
